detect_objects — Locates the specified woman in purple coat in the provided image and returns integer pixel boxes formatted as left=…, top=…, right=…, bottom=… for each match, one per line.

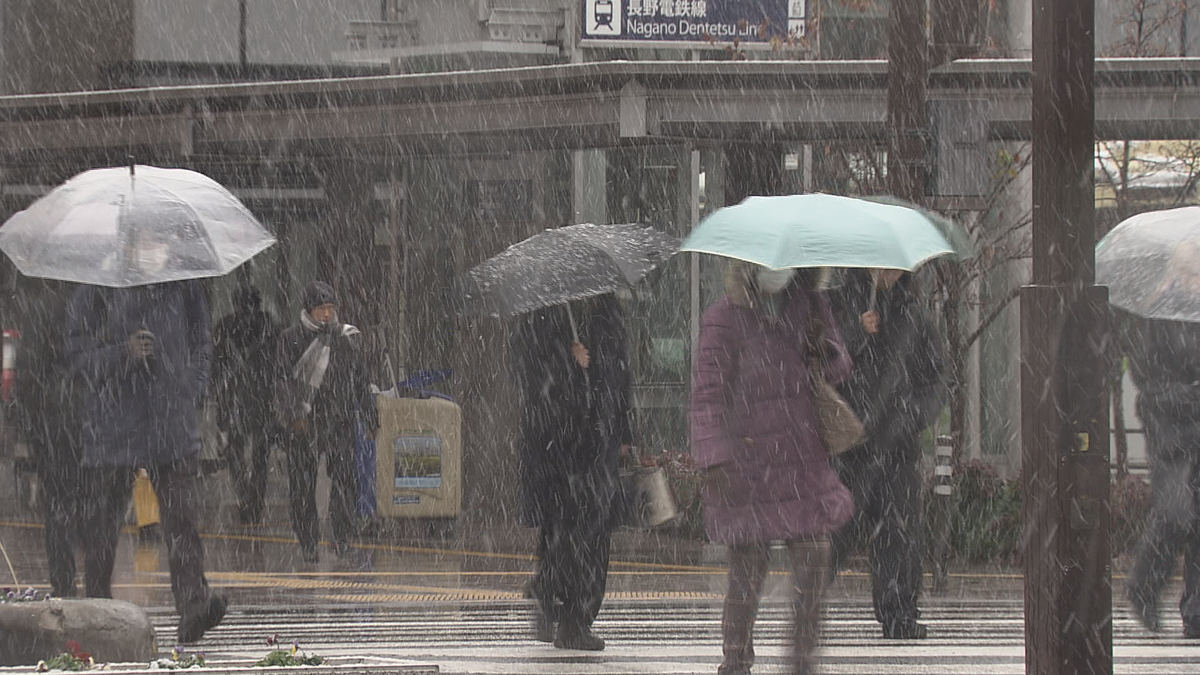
left=690, top=262, right=854, bottom=675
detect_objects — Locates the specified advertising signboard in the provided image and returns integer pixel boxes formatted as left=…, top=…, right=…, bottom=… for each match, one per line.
left=580, top=0, right=807, bottom=48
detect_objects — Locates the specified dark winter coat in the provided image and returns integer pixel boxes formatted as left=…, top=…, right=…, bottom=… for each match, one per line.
left=212, top=305, right=277, bottom=432
left=829, top=271, right=948, bottom=450
left=275, top=316, right=377, bottom=435
left=690, top=264, right=855, bottom=544
left=64, top=281, right=212, bottom=468
left=12, top=279, right=84, bottom=462
left=1127, top=318, right=1200, bottom=438
left=515, top=295, right=633, bottom=530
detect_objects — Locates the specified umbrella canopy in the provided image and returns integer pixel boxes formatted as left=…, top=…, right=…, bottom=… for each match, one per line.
left=0, top=165, right=276, bottom=287
left=1097, top=205, right=1200, bottom=322
left=459, top=222, right=679, bottom=318
left=681, top=193, right=970, bottom=270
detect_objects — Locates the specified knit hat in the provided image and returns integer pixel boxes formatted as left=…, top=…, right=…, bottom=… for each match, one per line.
left=301, top=281, right=336, bottom=312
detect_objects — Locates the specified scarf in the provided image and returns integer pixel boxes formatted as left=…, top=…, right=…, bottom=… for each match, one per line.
left=284, top=309, right=361, bottom=420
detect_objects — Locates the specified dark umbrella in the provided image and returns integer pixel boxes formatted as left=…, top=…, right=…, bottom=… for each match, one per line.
left=458, top=222, right=679, bottom=318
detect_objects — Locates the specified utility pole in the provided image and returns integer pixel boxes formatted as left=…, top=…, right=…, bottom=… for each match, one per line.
left=1024, top=0, right=1113, bottom=673
left=886, top=0, right=928, bottom=205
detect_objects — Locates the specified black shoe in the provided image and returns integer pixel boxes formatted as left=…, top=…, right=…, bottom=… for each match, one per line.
left=555, top=626, right=605, bottom=651
left=1128, top=589, right=1160, bottom=632
left=1184, top=620, right=1200, bottom=639
left=533, top=606, right=554, bottom=643
left=177, top=593, right=228, bottom=644
left=301, top=545, right=319, bottom=563
left=882, top=620, right=928, bottom=640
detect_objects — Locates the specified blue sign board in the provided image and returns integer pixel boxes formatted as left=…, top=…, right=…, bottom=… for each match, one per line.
left=580, top=0, right=806, bottom=47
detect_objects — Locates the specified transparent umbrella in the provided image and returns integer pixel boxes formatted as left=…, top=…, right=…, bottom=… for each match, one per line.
left=1097, top=205, right=1200, bottom=322
left=0, top=164, right=276, bottom=288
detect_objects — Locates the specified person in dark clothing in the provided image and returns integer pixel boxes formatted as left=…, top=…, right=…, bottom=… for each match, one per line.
left=65, top=233, right=226, bottom=644
left=1125, top=317, right=1200, bottom=638
left=515, top=293, right=632, bottom=652
left=275, top=281, right=378, bottom=563
left=212, top=286, right=278, bottom=524
left=13, top=279, right=85, bottom=597
left=828, top=268, right=948, bottom=640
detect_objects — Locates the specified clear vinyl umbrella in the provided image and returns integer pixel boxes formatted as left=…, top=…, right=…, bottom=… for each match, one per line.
left=1097, top=205, right=1200, bottom=322
left=0, top=164, right=276, bottom=287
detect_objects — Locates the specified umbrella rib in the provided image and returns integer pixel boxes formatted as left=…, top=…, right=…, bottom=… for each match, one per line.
left=137, top=179, right=223, bottom=266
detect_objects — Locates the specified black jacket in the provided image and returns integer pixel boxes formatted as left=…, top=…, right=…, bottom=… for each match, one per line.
left=65, top=281, right=211, bottom=468
left=515, top=295, right=633, bottom=528
left=830, top=271, right=948, bottom=445
left=12, top=279, right=83, bottom=462
left=212, top=306, right=277, bottom=430
left=1127, top=317, right=1200, bottom=436
left=275, top=318, right=377, bottom=435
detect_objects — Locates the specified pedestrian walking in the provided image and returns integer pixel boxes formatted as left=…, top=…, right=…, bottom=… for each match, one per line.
left=275, top=281, right=377, bottom=563
left=828, top=267, right=948, bottom=639
left=515, top=293, right=632, bottom=652
left=1125, top=316, right=1200, bottom=638
left=690, top=262, right=854, bottom=675
left=64, top=229, right=226, bottom=643
left=212, top=285, right=278, bottom=524
left=13, top=279, right=85, bottom=598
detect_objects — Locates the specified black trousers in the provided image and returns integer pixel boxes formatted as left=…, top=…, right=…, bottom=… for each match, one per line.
left=832, top=432, right=924, bottom=627
left=1129, top=418, right=1200, bottom=628
left=224, top=422, right=273, bottom=523
left=285, top=426, right=358, bottom=551
left=532, top=498, right=611, bottom=634
left=79, top=460, right=212, bottom=615
left=34, top=432, right=83, bottom=598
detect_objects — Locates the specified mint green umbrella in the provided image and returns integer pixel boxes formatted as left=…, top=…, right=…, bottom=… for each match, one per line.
left=682, top=193, right=971, bottom=270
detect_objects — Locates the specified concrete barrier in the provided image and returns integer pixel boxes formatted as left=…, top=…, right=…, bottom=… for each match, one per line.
left=0, top=598, right=156, bottom=666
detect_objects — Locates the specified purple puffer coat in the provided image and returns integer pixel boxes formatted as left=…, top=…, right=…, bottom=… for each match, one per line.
left=690, top=276, right=855, bottom=545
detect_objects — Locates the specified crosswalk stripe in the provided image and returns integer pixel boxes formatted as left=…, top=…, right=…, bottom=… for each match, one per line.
left=147, top=601, right=1199, bottom=675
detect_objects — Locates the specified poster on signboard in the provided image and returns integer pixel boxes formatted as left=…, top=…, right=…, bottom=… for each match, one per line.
left=580, top=0, right=807, bottom=47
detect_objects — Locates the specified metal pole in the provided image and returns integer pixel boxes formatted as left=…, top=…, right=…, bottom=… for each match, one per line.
left=1024, top=0, right=1113, bottom=671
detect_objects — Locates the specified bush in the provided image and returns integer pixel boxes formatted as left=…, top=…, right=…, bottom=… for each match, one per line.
left=926, top=462, right=1154, bottom=565
left=937, top=460, right=1023, bottom=564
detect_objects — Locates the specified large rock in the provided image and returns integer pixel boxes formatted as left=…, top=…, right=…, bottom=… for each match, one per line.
left=0, top=598, right=156, bottom=666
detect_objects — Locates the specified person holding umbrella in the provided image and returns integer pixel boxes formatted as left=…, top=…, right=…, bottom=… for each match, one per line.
left=826, top=267, right=948, bottom=640
left=65, top=225, right=226, bottom=643
left=459, top=222, right=677, bottom=651
left=274, top=280, right=378, bottom=563
left=690, top=261, right=853, bottom=675
left=0, top=164, right=278, bottom=643
left=514, top=293, right=632, bottom=651
left=1096, top=208, right=1200, bottom=637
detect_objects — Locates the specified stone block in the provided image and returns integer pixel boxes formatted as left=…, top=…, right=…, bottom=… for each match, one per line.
left=0, top=598, right=156, bottom=666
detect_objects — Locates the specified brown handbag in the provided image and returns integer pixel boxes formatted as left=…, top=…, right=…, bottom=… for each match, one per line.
left=806, top=293, right=865, bottom=455
left=811, top=372, right=865, bottom=455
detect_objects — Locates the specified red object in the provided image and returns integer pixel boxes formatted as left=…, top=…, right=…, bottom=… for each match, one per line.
left=2, top=329, right=19, bottom=402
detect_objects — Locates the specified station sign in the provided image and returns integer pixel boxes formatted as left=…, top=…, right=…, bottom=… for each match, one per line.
left=580, top=0, right=807, bottom=48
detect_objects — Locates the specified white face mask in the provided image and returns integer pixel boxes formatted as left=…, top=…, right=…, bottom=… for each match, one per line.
left=755, top=267, right=796, bottom=294
left=135, top=245, right=170, bottom=274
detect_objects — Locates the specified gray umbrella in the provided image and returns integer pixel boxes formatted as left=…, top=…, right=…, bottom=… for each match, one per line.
left=0, top=164, right=275, bottom=288
left=1097, top=205, right=1200, bottom=322
left=459, top=222, right=679, bottom=318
